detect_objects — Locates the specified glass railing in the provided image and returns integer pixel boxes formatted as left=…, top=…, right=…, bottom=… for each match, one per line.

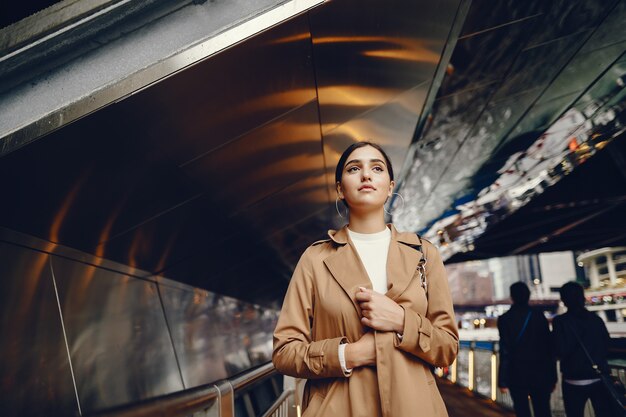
left=448, top=340, right=625, bottom=417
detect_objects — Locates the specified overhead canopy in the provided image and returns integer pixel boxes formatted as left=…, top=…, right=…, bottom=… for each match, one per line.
left=0, top=0, right=625, bottom=306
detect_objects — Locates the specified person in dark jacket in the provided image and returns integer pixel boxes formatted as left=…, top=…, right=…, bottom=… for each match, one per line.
left=498, top=282, right=556, bottom=417
left=552, top=281, right=613, bottom=417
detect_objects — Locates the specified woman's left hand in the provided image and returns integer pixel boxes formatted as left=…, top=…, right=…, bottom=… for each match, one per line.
left=356, top=287, right=405, bottom=333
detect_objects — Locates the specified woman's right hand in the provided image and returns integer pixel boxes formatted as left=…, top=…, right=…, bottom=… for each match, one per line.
left=345, top=332, right=376, bottom=368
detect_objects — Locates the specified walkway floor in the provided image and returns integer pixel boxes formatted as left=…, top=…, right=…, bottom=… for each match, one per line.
left=437, top=379, right=515, bottom=417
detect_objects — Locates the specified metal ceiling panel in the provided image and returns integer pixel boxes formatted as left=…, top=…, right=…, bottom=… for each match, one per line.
left=233, top=174, right=329, bottom=237
left=408, top=89, right=541, bottom=226
left=511, top=90, right=582, bottom=140
left=321, top=80, right=432, bottom=172
left=158, top=236, right=291, bottom=306
left=309, top=0, right=461, bottom=134
left=397, top=0, right=626, bottom=244
left=458, top=0, right=544, bottom=38
left=492, top=31, right=592, bottom=102
left=578, top=0, right=626, bottom=53
left=157, top=207, right=330, bottom=306
left=181, top=101, right=324, bottom=210
left=0, top=15, right=317, bottom=256
left=445, top=16, right=542, bottom=96
left=539, top=42, right=626, bottom=104
left=92, top=99, right=324, bottom=280
left=524, top=0, right=618, bottom=48
left=429, top=51, right=626, bottom=260
left=447, top=133, right=626, bottom=262
left=572, top=54, right=626, bottom=111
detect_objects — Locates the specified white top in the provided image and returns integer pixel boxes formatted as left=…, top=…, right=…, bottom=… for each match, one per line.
left=339, top=227, right=392, bottom=376
left=347, top=227, right=392, bottom=294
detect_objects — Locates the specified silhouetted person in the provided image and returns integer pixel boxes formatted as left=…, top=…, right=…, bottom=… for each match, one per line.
left=552, top=281, right=613, bottom=417
left=498, top=282, right=556, bottom=417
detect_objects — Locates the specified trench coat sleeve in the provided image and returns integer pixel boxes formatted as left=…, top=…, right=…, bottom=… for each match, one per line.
left=272, top=247, right=347, bottom=379
left=394, top=242, right=459, bottom=367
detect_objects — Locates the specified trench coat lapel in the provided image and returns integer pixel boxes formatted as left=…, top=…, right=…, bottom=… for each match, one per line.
left=385, top=225, right=422, bottom=301
left=323, top=225, right=422, bottom=309
left=323, top=226, right=372, bottom=314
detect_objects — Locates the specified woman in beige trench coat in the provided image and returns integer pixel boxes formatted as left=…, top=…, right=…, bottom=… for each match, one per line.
left=273, top=142, right=459, bottom=417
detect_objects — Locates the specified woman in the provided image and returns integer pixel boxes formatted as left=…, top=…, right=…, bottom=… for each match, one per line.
left=272, top=142, right=459, bottom=417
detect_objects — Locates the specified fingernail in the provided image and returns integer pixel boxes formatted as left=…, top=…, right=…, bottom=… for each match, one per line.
left=359, top=286, right=366, bottom=291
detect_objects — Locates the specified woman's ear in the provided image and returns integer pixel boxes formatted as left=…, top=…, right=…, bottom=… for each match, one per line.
left=336, top=182, right=344, bottom=199
left=388, top=181, right=395, bottom=197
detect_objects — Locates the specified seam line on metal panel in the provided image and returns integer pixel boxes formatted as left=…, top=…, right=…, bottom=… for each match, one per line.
left=50, top=256, right=83, bottom=416
left=156, top=283, right=187, bottom=389
left=398, top=0, right=471, bottom=189
left=178, top=98, right=318, bottom=168
left=96, top=192, right=204, bottom=245
left=492, top=1, right=624, bottom=157
left=410, top=3, right=550, bottom=214
left=458, top=13, right=544, bottom=40
left=305, top=10, right=332, bottom=209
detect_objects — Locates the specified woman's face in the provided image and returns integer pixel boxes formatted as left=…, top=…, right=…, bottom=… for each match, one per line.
left=337, top=145, right=394, bottom=212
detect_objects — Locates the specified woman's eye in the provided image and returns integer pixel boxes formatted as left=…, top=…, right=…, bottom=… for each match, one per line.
left=347, top=166, right=359, bottom=172
left=373, top=166, right=384, bottom=172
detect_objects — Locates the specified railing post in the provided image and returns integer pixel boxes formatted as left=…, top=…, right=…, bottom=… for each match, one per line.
left=450, top=358, right=457, bottom=384
left=468, top=341, right=475, bottom=392
left=214, top=381, right=234, bottom=417
left=491, top=342, right=498, bottom=401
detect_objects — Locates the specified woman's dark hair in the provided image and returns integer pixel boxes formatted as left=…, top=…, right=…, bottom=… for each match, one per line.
left=559, top=281, right=586, bottom=309
left=334, top=141, right=394, bottom=184
left=510, top=282, right=530, bottom=305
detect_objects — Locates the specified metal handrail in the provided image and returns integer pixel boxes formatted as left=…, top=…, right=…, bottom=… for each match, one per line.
left=259, top=389, right=294, bottom=417
left=231, top=362, right=276, bottom=391
left=88, top=362, right=277, bottom=417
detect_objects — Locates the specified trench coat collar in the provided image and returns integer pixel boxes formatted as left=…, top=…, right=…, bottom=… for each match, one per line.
left=327, top=224, right=420, bottom=246
left=323, top=224, right=423, bottom=314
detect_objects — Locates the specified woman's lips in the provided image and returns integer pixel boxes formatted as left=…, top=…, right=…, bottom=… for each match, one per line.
left=359, top=185, right=376, bottom=191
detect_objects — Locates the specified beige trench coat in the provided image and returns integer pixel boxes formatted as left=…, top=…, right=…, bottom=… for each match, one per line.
left=273, top=225, right=459, bottom=417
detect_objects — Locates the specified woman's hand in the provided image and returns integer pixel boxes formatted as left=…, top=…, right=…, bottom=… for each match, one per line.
left=356, top=287, right=405, bottom=333
left=345, top=332, right=376, bottom=368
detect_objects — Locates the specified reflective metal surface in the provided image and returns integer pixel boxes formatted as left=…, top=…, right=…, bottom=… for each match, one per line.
left=4, top=0, right=626, bottom=414
left=0, top=0, right=466, bottom=310
left=159, top=283, right=278, bottom=388
left=396, top=0, right=626, bottom=260
left=0, top=241, right=78, bottom=417
left=51, top=255, right=184, bottom=413
left=0, top=218, right=282, bottom=416
left=0, top=0, right=496, bottom=414
left=0, top=14, right=325, bottom=306
left=309, top=0, right=462, bottom=198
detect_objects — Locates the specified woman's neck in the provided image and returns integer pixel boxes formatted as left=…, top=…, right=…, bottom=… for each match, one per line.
left=348, top=209, right=387, bottom=233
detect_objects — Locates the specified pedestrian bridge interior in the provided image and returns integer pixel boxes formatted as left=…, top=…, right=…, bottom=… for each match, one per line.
left=0, top=0, right=625, bottom=416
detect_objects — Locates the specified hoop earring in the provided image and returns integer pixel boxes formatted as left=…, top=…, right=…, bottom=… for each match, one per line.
left=384, top=192, right=405, bottom=215
left=335, top=197, right=348, bottom=218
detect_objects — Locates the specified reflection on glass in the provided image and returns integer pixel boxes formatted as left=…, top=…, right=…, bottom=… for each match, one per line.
left=420, top=70, right=626, bottom=260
